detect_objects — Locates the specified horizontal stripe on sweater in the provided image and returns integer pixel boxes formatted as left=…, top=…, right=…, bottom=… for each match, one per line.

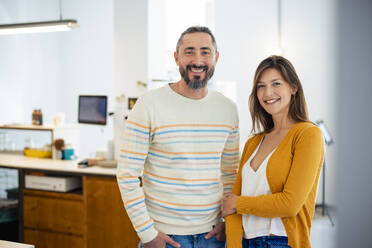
left=144, top=184, right=220, bottom=196
left=148, top=152, right=220, bottom=160
left=146, top=195, right=220, bottom=207
left=144, top=170, right=218, bottom=182
left=138, top=223, right=154, bottom=233
left=149, top=147, right=221, bottom=155
left=142, top=178, right=220, bottom=193
left=145, top=161, right=219, bottom=171
left=148, top=208, right=205, bottom=221
left=143, top=175, right=220, bottom=187
left=127, top=121, right=237, bottom=132
left=145, top=198, right=220, bottom=212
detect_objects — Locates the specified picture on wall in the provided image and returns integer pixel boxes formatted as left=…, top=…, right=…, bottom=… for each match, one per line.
left=128, top=97, right=138, bottom=110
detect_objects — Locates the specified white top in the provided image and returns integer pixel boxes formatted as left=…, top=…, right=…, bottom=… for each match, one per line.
left=241, top=138, right=287, bottom=239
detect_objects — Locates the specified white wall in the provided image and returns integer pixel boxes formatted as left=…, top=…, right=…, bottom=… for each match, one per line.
left=0, top=0, right=59, bottom=124
left=113, top=0, right=148, bottom=159
left=148, top=0, right=167, bottom=81
left=215, top=0, right=337, bottom=205
left=0, top=0, right=115, bottom=157
left=57, top=0, right=115, bottom=157
left=282, top=0, right=337, bottom=206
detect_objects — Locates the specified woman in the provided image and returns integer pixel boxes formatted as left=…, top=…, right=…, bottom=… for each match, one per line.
left=222, top=55, right=324, bottom=248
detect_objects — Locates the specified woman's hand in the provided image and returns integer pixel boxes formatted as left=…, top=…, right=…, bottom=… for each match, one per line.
left=222, top=193, right=238, bottom=217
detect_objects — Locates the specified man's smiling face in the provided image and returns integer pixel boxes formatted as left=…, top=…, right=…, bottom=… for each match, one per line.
left=175, top=32, right=219, bottom=90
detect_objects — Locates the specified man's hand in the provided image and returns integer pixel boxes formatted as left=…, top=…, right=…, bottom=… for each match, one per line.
left=143, top=232, right=180, bottom=248
left=222, top=193, right=238, bottom=217
left=204, top=222, right=226, bottom=241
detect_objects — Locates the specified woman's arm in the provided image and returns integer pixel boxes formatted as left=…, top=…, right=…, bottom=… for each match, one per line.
left=236, top=126, right=324, bottom=218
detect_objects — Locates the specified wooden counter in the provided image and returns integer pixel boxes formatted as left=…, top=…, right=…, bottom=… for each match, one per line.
left=0, top=154, right=139, bottom=248
left=0, top=154, right=116, bottom=176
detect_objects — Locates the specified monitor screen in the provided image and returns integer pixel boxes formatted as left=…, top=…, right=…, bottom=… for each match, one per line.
left=78, top=95, right=107, bottom=125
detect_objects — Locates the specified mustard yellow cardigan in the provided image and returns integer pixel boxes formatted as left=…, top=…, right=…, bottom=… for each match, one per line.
left=225, top=122, right=324, bottom=248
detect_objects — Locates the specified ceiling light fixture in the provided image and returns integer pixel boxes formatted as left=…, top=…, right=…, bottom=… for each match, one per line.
left=0, top=0, right=79, bottom=35
left=274, top=0, right=283, bottom=55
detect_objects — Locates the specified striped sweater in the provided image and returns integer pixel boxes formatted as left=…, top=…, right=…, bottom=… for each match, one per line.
left=117, top=84, right=240, bottom=243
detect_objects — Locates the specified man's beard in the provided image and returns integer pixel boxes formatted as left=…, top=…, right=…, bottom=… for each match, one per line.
left=179, top=64, right=215, bottom=90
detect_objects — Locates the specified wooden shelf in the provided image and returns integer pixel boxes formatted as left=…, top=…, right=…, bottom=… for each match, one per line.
left=0, top=124, right=78, bottom=131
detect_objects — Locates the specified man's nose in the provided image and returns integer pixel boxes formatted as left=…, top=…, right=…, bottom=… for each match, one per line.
left=192, top=52, right=204, bottom=65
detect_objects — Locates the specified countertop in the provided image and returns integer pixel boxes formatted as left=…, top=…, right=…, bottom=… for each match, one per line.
left=0, top=154, right=117, bottom=176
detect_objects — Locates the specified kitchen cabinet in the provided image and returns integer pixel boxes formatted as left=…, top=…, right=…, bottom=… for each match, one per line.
left=0, top=155, right=139, bottom=248
left=85, top=176, right=139, bottom=248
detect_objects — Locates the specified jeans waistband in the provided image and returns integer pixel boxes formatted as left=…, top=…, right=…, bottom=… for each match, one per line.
left=244, top=235, right=288, bottom=243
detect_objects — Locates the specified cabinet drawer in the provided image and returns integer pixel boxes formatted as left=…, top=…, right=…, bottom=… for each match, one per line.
left=24, top=194, right=84, bottom=234
left=25, top=229, right=83, bottom=248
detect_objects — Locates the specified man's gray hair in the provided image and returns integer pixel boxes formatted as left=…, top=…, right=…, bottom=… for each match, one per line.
left=176, top=26, right=217, bottom=53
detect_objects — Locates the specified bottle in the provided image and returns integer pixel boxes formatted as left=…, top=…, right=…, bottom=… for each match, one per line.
left=32, top=109, right=43, bottom=125
left=32, top=109, right=38, bottom=125
left=38, top=109, right=43, bottom=125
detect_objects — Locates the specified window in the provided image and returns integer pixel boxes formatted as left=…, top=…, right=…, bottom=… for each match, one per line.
left=148, top=0, right=214, bottom=87
left=148, top=0, right=236, bottom=103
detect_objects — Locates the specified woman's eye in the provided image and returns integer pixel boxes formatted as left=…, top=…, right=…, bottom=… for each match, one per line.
left=257, top=85, right=264, bottom=88
left=273, top=82, right=281, bottom=86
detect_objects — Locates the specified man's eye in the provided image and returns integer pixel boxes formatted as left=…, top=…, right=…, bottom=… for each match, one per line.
left=185, top=51, right=193, bottom=55
left=202, top=51, right=211, bottom=55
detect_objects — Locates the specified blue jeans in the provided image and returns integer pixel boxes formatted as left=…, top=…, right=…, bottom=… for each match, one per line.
left=242, top=236, right=290, bottom=248
left=139, top=232, right=225, bottom=248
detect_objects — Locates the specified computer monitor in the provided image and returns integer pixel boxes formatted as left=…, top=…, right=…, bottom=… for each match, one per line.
left=78, top=95, right=107, bottom=125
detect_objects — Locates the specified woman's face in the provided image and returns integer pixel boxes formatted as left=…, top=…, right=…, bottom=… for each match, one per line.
left=256, top=68, right=297, bottom=118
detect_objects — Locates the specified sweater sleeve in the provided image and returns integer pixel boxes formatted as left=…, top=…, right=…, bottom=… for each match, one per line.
left=236, top=126, right=325, bottom=218
left=116, top=97, right=158, bottom=243
left=221, top=106, right=240, bottom=195
left=225, top=139, right=253, bottom=248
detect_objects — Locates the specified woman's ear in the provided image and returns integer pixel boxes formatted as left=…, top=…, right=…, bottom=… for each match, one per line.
left=291, top=85, right=298, bottom=95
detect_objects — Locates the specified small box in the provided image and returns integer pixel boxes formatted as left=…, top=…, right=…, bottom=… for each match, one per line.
left=25, top=175, right=81, bottom=192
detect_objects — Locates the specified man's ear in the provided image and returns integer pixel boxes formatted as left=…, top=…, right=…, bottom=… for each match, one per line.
left=215, top=51, right=220, bottom=64
left=174, top=51, right=179, bottom=65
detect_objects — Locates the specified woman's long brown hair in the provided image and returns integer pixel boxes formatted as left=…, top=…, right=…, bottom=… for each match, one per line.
left=249, top=55, right=309, bottom=133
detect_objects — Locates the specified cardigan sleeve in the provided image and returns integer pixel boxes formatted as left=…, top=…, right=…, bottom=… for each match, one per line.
left=236, top=126, right=324, bottom=218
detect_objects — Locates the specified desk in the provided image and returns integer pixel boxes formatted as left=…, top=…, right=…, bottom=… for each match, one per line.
left=0, top=154, right=139, bottom=248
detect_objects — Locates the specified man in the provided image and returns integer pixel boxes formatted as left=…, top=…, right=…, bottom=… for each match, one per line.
left=117, top=26, right=239, bottom=248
